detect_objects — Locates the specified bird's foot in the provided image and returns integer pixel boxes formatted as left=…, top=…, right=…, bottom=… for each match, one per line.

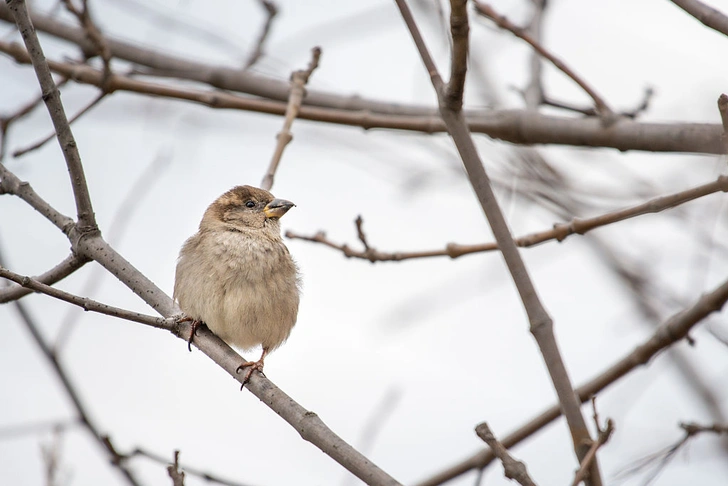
left=236, top=348, right=269, bottom=389
left=176, top=316, right=205, bottom=352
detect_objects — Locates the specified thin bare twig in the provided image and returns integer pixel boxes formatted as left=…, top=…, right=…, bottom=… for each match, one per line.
left=0, top=253, right=87, bottom=303
left=615, top=421, right=728, bottom=484
left=6, top=0, right=98, bottom=231
left=718, top=93, right=728, bottom=151
left=60, top=0, right=112, bottom=81
left=0, top=265, right=173, bottom=329
left=166, top=450, right=185, bottom=486
left=260, top=46, right=321, bottom=191
left=286, top=176, right=728, bottom=260
left=129, top=447, right=255, bottom=486
left=416, top=275, right=728, bottom=486
left=243, top=0, right=278, bottom=70
left=393, top=2, right=601, bottom=483
left=13, top=89, right=108, bottom=158
left=571, top=401, right=614, bottom=486
left=475, top=423, right=538, bottom=486
left=474, top=1, right=613, bottom=119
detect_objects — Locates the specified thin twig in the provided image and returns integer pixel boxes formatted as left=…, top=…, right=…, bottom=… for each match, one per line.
left=415, top=275, right=728, bottom=486
left=393, top=2, right=601, bottom=483
left=475, top=423, right=538, bottom=486
left=285, top=175, right=728, bottom=260
left=0, top=253, right=87, bottom=303
left=130, top=447, right=256, bottom=486
left=60, top=0, right=112, bottom=81
left=6, top=0, right=98, bottom=231
left=718, top=93, right=728, bottom=151
left=243, top=0, right=278, bottom=70
left=473, top=1, right=613, bottom=119
left=571, top=400, right=614, bottom=486
left=615, top=421, right=728, bottom=484
left=13, top=89, right=108, bottom=158
left=0, top=265, right=173, bottom=329
left=166, top=450, right=185, bottom=486
left=260, top=46, right=321, bottom=191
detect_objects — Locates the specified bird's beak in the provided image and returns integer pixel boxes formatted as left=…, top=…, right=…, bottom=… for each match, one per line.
left=264, top=198, right=295, bottom=219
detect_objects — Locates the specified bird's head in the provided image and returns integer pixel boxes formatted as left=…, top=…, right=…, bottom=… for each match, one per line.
left=200, top=185, right=295, bottom=233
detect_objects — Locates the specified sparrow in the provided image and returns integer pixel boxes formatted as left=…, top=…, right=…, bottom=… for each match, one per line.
left=174, top=185, right=300, bottom=384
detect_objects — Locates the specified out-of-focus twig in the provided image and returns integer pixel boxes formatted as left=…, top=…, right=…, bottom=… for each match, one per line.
left=243, top=0, right=278, bottom=70
left=474, top=1, right=613, bottom=119
left=416, top=275, right=728, bottom=486
left=260, top=46, right=321, bottom=191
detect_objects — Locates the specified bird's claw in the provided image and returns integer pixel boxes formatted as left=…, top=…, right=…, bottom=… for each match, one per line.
left=176, top=316, right=204, bottom=352
left=236, top=360, right=265, bottom=390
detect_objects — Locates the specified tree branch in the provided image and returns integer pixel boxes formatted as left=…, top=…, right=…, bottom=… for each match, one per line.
left=475, top=423, right=538, bottom=486
left=0, top=253, right=87, bottom=303
left=416, top=275, right=728, bottom=486
left=474, top=1, right=613, bottom=118
left=261, top=46, right=321, bottom=191
left=286, top=174, right=728, bottom=262
left=6, top=0, right=97, bottom=231
left=393, top=1, right=601, bottom=483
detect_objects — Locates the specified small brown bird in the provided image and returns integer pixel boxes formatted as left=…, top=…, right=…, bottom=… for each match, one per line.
left=174, top=185, right=300, bottom=384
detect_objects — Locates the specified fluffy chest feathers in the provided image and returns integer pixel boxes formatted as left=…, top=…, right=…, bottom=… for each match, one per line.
left=174, top=228, right=300, bottom=351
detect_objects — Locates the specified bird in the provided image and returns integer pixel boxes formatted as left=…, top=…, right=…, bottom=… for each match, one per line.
left=174, top=185, right=300, bottom=385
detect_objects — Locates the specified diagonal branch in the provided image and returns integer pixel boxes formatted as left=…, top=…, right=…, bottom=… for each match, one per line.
left=0, top=253, right=87, bottom=303
left=416, top=275, right=728, bottom=486
left=6, top=0, right=97, bottom=232
left=670, top=0, right=728, bottom=38
left=394, top=0, right=602, bottom=482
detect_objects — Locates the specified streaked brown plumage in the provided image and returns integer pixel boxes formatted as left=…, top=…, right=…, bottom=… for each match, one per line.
left=174, top=185, right=300, bottom=383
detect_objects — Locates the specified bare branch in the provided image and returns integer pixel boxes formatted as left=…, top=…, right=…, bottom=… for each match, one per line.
left=393, top=1, right=601, bottom=483
left=287, top=174, right=728, bottom=262
left=0, top=162, right=76, bottom=233
left=0, top=39, right=722, bottom=154
left=474, top=1, right=613, bottom=119
left=0, top=265, right=173, bottom=329
left=0, top=6, right=722, bottom=154
left=0, top=253, right=87, bottom=303
left=416, top=275, right=728, bottom=486
left=5, top=0, right=97, bottom=231
left=13, top=89, right=107, bottom=158
left=243, top=0, right=278, bottom=70
left=260, top=46, right=321, bottom=191
left=670, top=0, right=728, bottom=37
left=475, top=423, right=538, bottom=486
left=130, top=447, right=255, bottom=486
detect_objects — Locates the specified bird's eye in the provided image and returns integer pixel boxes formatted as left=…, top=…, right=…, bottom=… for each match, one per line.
left=245, top=200, right=255, bottom=208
